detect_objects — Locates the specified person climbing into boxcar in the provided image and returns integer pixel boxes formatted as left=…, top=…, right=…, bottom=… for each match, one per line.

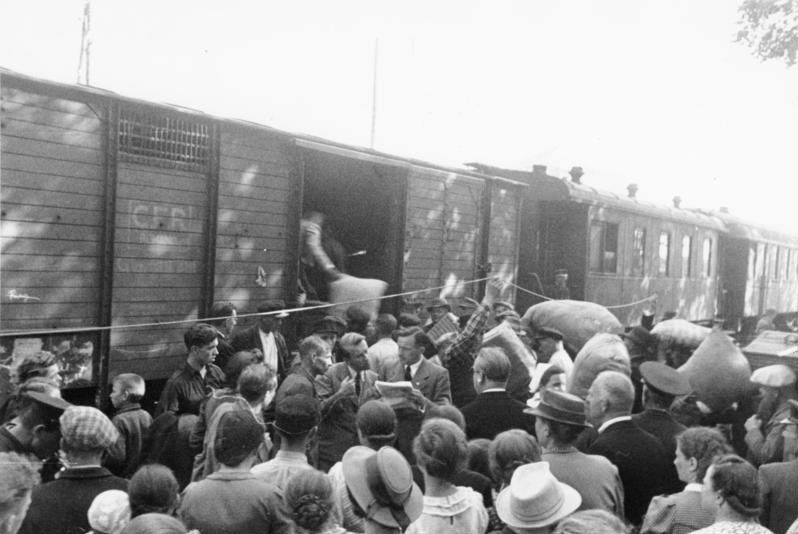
left=299, top=210, right=342, bottom=303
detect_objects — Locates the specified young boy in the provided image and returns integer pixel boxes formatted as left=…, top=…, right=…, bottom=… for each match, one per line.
left=105, top=373, right=152, bottom=478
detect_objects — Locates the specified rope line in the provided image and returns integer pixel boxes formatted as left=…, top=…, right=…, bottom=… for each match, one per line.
left=0, top=276, right=495, bottom=338
left=1, top=276, right=657, bottom=338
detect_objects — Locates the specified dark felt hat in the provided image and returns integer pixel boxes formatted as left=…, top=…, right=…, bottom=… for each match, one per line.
left=274, top=394, right=321, bottom=435
left=258, top=300, right=289, bottom=318
left=525, top=389, right=588, bottom=428
left=620, top=326, right=657, bottom=347
left=426, top=298, right=451, bottom=311
left=534, top=327, right=564, bottom=341
left=313, top=315, right=347, bottom=335
left=640, top=361, right=691, bottom=396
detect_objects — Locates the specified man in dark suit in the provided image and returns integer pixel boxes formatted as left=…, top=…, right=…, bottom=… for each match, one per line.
left=230, top=300, right=290, bottom=383
left=758, top=399, right=798, bottom=534
left=585, top=370, right=671, bottom=527
left=461, top=347, right=534, bottom=440
left=632, top=361, right=691, bottom=495
left=315, top=332, right=379, bottom=471
left=396, top=328, right=451, bottom=407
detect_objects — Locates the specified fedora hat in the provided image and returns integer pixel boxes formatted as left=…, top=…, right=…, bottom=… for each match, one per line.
left=342, top=446, right=423, bottom=529
left=426, top=298, right=451, bottom=312
left=525, top=389, right=589, bottom=428
left=258, top=300, right=289, bottom=318
left=496, top=462, right=581, bottom=530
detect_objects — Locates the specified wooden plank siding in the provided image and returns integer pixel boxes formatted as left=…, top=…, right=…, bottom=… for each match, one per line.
left=108, top=162, right=209, bottom=378
left=0, top=85, right=104, bottom=331
left=214, top=125, right=295, bottom=315
left=403, top=168, right=483, bottom=304
left=488, top=182, right=522, bottom=303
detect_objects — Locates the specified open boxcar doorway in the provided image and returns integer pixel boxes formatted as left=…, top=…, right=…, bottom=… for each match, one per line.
left=300, top=147, right=408, bottom=314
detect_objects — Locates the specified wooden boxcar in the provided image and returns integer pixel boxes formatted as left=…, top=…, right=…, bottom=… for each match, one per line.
left=0, top=68, right=525, bottom=401
left=468, top=164, right=724, bottom=325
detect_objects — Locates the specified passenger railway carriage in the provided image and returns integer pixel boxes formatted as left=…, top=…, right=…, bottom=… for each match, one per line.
left=3, top=68, right=798, bottom=404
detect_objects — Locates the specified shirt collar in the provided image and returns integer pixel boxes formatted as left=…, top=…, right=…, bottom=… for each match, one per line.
left=481, top=388, right=507, bottom=394
left=116, top=403, right=143, bottom=414
left=598, top=415, right=632, bottom=434
left=408, top=358, right=423, bottom=377
left=684, top=483, right=703, bottom=492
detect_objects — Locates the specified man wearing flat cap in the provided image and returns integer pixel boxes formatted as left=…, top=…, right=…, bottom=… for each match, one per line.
left=18, top=406, right=128, bottom=534
left=528, top=389, right=624, bottom=515
left=632, top=361, right=691, bottom=494
left=231, top=300, right=290, bottom=385
left=745, top=364, right=798, bottom=466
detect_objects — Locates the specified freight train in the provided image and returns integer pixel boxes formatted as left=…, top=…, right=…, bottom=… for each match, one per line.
left=2, top=68, right=796, bottom=402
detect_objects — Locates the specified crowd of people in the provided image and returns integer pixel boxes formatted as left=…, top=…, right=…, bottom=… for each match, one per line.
left=2, top=276, right=798, bottom=534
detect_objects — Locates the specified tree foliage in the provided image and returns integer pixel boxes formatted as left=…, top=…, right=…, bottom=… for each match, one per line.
left=737, top=0, right=798, bottom=66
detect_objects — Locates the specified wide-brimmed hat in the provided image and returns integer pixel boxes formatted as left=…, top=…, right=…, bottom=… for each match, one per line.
left=258, top=300, right=289, bottom=318
left=495, top=462, right=581, bottom=530
left=640, top=361, right=691, bottom=396
left=525, top=389, right=589, bottom=428
left=342, top=446, right=423, bottom=529
left=620, top=326, right=657, bottom=348
left=751, top=364, right=797, bottom=388
left=426, top=298, right=451, bottom=312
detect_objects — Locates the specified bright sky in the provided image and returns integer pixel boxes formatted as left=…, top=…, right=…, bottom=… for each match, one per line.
left=3, top=0, right=797, bottom=230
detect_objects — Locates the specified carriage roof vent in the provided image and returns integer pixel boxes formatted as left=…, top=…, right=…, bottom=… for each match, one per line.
left=720, top=206, right=730, bottom=213
left=532, top=164, right=547, bottom=175
left=569, top=166, right=584, bottom=184
left=627, top=184, right=638, bottom=198
left=673, top=196, right=682, bottom=208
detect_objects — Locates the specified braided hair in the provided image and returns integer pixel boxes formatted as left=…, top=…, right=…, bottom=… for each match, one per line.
left=707, top=454, right=762, bottom=518
left=284, top=470, right=334, bottom=532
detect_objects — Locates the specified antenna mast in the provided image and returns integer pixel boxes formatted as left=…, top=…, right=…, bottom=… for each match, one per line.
left=77, top=1, right=91, bottom=85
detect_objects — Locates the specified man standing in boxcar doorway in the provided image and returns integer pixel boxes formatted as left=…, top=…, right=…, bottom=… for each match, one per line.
left=550, top=268, right=571, bottom=300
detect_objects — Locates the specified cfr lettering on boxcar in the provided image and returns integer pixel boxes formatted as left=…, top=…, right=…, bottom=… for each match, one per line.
left=127, top=200, right=198, bottom=245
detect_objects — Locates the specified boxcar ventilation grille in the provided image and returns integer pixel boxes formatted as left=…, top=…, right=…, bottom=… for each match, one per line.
left=118, top=109, right=210, bottom=172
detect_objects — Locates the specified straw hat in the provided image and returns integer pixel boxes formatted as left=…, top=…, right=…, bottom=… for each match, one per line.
left=341, top=446, right=423, bottom=529
left=495, top=462, right=581, bottom=530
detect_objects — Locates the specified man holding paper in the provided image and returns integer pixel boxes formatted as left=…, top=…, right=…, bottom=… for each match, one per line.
left=396, top=329, right=452, bottom=408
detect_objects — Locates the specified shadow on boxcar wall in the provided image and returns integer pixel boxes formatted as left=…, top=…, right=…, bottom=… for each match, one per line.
left=1, top=89, right=106, bottom=336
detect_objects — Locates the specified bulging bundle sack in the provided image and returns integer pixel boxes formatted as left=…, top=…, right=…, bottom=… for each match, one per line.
left=328, top=274, right=388, bottom=320
left=482, top=321, right=534, bottom=400
left=651, top=319, right=710, bottom=348
left=522, top=300, right=623, bottom=353
left=678, top=331, right=751, bottom=413
left=568, top=333, right=631, bottom=399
